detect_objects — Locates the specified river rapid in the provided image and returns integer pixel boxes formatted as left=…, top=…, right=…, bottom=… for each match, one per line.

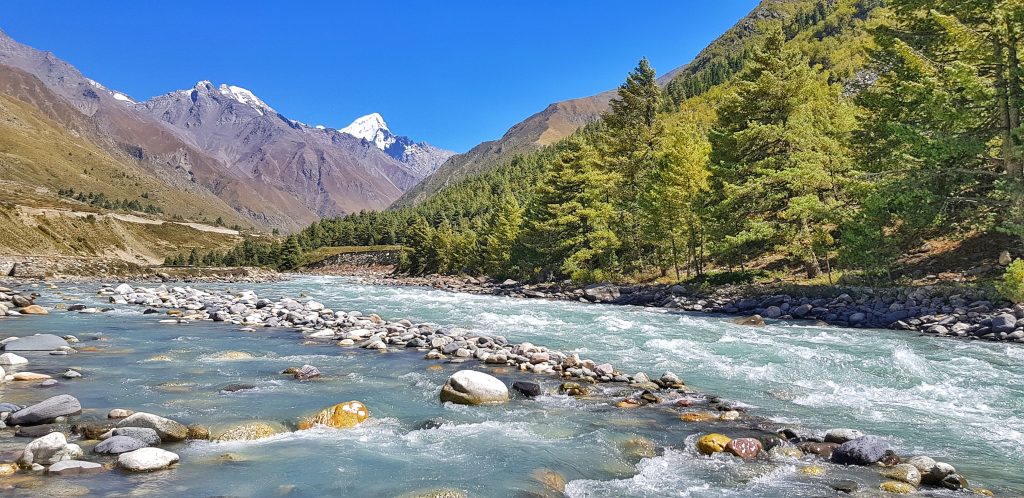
left=1, top=275, right=1022, bottom=497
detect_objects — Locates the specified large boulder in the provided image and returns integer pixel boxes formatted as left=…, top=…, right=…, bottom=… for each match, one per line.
left=7, top=395, right=82, bottom=425
left=990, top=313, right=1017, bottom=333
left=0, top=352, right=28, bottom=365
left=439, top=370, right=509, bottom=405
left=116, top=412, right=187, bottom=442
left=298, top=401, right=369, bottom=430
left=93, top=435, right=149, bottom=455
left=18, top=432, right=83, bottom=466
left=831, top=435, right=889, bottom=465
left=2, top=334, right=68, bottom=351
left=582, top=284, right=620, bottom=303
left=19, top=305, right=47, bottom=315
left=107, top=427, right=161, bottom=445
left=214, top=421, right=284, bottom=441
left=117, top=447, right=179, bottom=472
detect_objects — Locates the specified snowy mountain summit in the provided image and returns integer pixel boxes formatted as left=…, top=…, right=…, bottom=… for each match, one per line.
left=340, top=113, right=454, bottom=176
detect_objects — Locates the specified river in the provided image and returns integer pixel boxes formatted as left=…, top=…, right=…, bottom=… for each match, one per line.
left=1, top=275, right=1021, bottom=496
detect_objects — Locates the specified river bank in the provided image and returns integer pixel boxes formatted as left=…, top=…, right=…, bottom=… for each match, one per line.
left=328, top=271, right=1024, bottom=345
left=1, top=278, right=1015, bottom=495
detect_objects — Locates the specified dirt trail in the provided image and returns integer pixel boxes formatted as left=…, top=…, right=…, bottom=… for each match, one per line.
left=16, top=206, right=240, bottom=235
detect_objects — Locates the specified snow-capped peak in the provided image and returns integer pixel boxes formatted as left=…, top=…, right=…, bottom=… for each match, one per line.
left=339, top=113, right=395, bottom=150
left=340, top=113, right=389, bottom=142
left=217, top=83, right=274, bottom=115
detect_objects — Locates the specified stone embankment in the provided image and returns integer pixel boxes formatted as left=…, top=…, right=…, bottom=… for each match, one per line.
left=359, top=274, right=1024, bottom=344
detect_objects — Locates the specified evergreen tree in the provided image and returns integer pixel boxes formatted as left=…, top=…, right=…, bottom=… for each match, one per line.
left=481, top=195, right=524, bottom=277
left=278, top=236, right=303, bottom=270
left=640, top=107, right=713, bottom=279
left=602, top=58, right=665, bottom=271
left=848, top=0, right=1024, bottom=274
left=524, top=137, right=619, bottom=282
left=710, top=26, right=855, bottom=277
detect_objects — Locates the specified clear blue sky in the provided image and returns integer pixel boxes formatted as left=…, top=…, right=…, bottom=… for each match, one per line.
left=1, top=1, right=758, bottom=152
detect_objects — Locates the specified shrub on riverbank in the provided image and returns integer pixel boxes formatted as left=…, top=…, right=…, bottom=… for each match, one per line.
left=998, top=259, right=1024, bottom=304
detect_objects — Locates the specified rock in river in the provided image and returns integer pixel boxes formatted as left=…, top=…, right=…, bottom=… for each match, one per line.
left=439, top=370, right=509, bottom=405
left=7, top=395, right=82, bottom=425
left=0, top=352, right=28, bottom=365
left=831, top=435, right=889, bottom=466
left=2, top=334, right=68, bottom=351
left=881, top=463, right=922, bottom=487
left=47, top=460, right=104, bottom=476
left=725, top=438, right=763, bottom=459
left=511, top=381, right=542, bottom=397
left=117, top=447, right=179, bottom=472
left=215, top=421, right=284, bottom=441
left=94, top=435, right=149, bottom=455
left=116, top=412, right=188, bottom=442
left=298, top=401, right=369, bottom=430
left=107, top=427, right=161, bottom=446
left=824, top=428, right=864, bottom=444
left=696, top=434, right=731, bottom=455
left=19, top=432, right=83, bottom=466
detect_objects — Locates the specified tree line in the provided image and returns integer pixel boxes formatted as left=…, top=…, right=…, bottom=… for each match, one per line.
left=195, top=0, right=1024, bottom=285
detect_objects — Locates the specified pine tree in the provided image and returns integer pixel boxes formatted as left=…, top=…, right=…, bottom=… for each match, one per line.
left=710, top=26, right=855, bottom=278
left=640, top=107, right=713, bottom=279
left=525, top=137, right=619, bottom=282
left=481, top=195, right=524, bottom=277
left=849, top=0, right=1024, bottom=273
left=602, top=58, right=665, bottom=271
left=278, top=236, right=303, bottom=270
left=403, top=215, right=434, bottom=275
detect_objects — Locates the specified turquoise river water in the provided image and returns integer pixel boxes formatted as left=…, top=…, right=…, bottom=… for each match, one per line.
left=0, top=276, right=1022, bottom=497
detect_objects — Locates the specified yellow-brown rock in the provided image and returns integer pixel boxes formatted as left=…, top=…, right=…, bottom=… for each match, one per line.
left=20, top=305, right=48, bottom=315
left=298, top=401, right=369, bottom=430
left=215, top=421, right=284, bottom=442
left=696, top=433, right=731, bottom=455
left=680, top=411, right=717, bottom=423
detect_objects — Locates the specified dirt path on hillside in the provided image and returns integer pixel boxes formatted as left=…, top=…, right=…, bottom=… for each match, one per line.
left=17, top=206, right=240, bottom=235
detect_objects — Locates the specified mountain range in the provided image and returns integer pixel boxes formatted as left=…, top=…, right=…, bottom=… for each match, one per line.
left=0, top=29, right=452, bottom=232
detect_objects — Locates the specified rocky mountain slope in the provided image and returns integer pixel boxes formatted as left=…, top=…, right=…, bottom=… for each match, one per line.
left=0, top=29, right=451, bottom=233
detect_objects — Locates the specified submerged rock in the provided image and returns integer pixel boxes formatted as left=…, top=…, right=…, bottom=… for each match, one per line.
left=215, top=421, right=284, bottom=442
left=2, top=334, right=66, bottom=350
left=117, top=447, right=179, bottom=472
left=298, top=401, right=369, bottom=430
left=439, top=371, right=508, bottom=405
left=879, top=481, right=915, bottom=494
left=47, top=460, right=104, bottom=476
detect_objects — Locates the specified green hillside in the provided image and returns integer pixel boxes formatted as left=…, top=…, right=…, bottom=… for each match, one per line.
left=213, top=0, right=1024, bottom=294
